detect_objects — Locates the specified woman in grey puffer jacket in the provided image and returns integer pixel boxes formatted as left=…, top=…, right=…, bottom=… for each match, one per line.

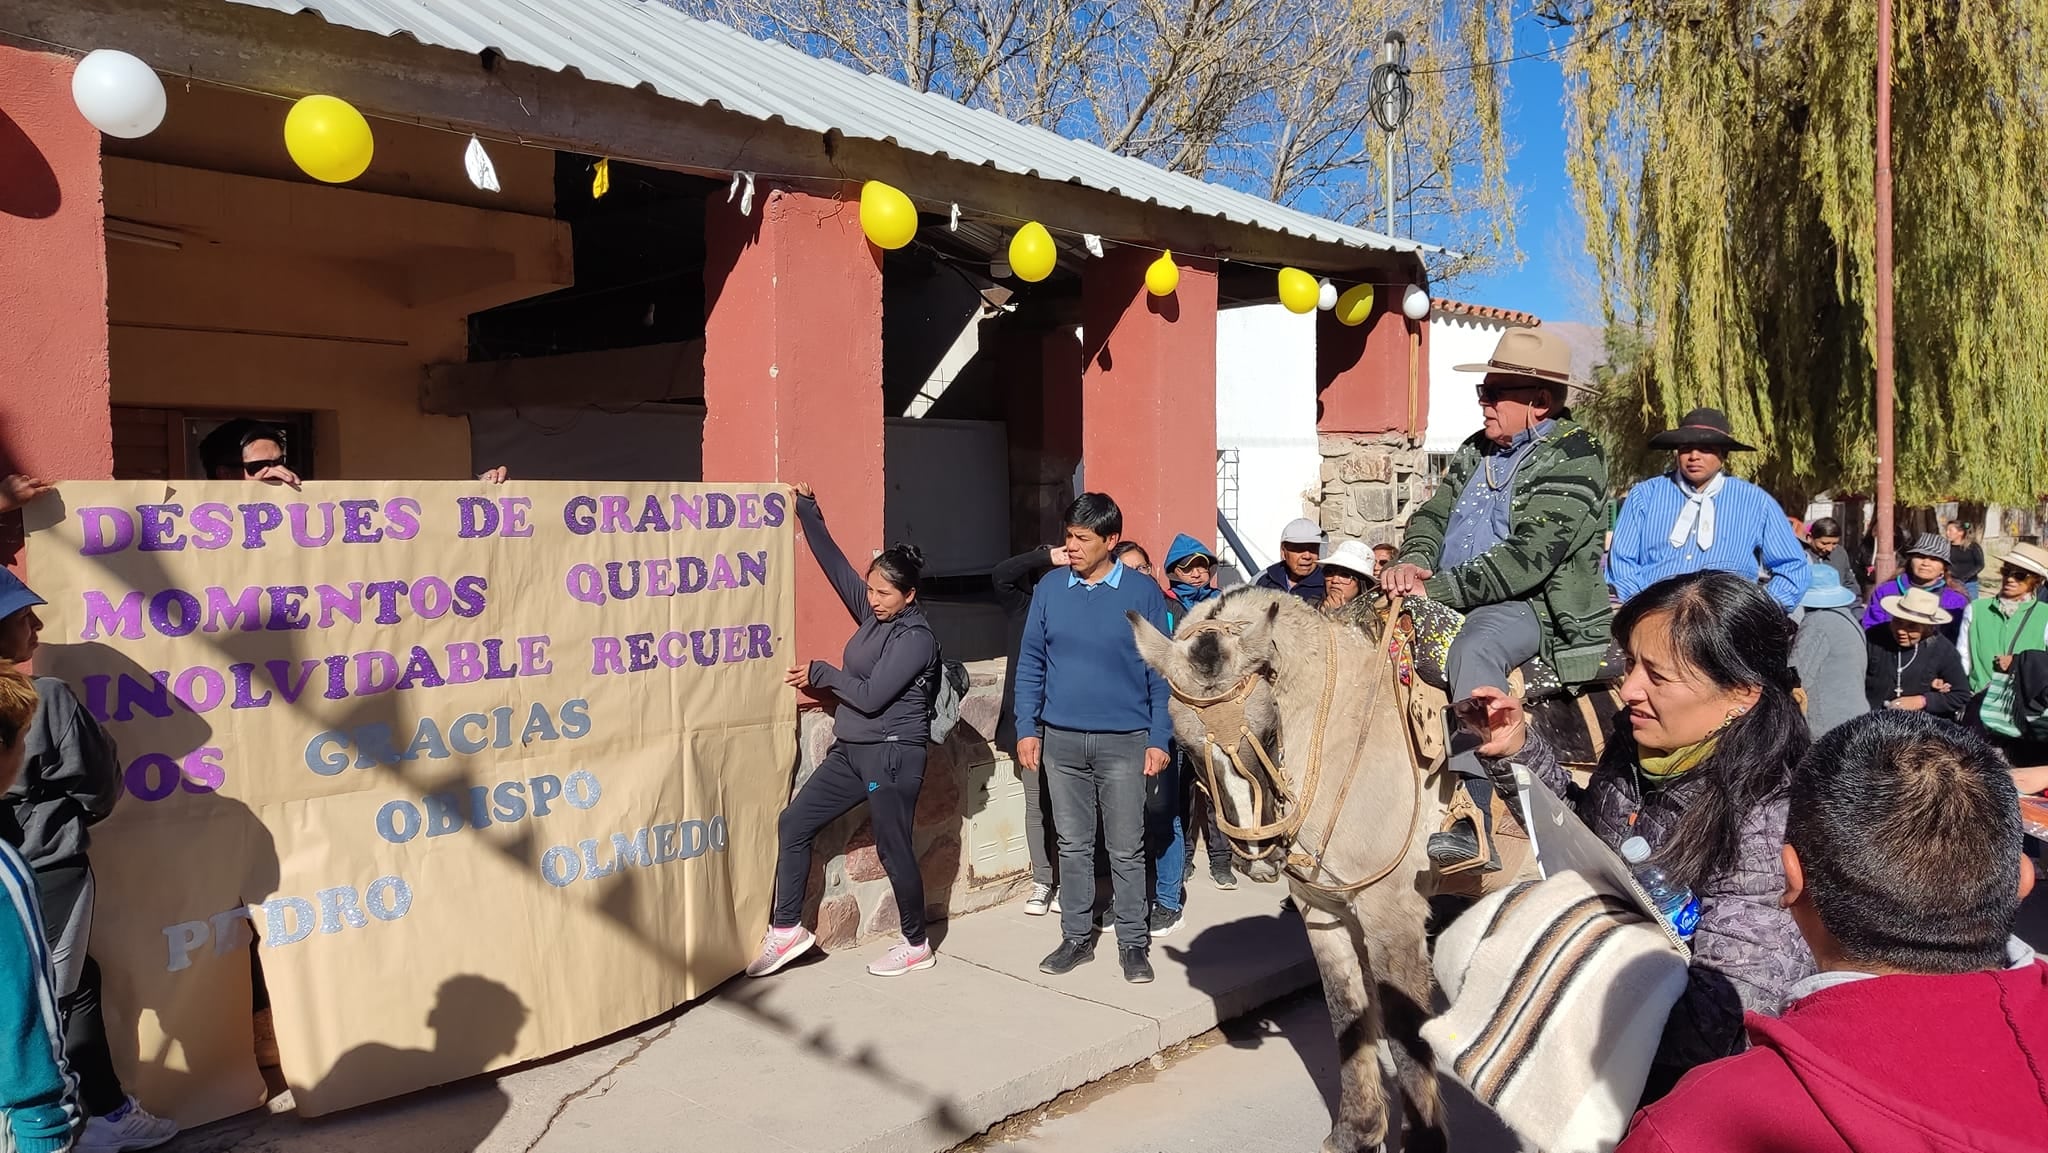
left=1468, top=571, right=1816, bottom=1100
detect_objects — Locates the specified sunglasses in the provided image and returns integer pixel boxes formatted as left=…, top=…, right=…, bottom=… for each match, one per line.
left=241, top=457, right=287, bottom=474
left=1475, top=383, right=1543, bottom=404
left=2002, top=567, right=2040, bottom=581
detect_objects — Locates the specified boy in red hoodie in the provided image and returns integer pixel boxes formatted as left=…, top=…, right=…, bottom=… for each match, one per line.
left=1620, top=710, right=2048, bottom=1153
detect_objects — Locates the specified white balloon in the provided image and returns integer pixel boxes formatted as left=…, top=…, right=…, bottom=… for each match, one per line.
left=1316, top=279, right=1338, bottom=311
left=72, top=49, right=166, bottom=138
left=1401, top=283, right=1431, bottom=320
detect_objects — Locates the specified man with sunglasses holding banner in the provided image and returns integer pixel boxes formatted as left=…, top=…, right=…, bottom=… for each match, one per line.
left=1379, top=327, right=1614, bottom=874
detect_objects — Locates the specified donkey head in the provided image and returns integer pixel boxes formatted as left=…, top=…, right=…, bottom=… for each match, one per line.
left=1127, top=596, right=1283, bottom=703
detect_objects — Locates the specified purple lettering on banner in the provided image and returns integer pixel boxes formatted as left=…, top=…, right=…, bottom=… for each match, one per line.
left=563, top=496, right=598, bottom=535
left=566, top=565, right=605, bottom=606
left=762, top=490, right=788, bottom=527
left=517, top=635, right=553, bottom=676
left=137, top=504, right=188, bottom=552
left=452, top=575, right=488, bottom=619
left=322, top=654, right=350, bottom=701
left=205, top=586, right=263, bottom=633
left=598, top=495, right=631, bottom=533
left=126, top=753, right=179, bottom=801
left=365, top=580, right=409, bottom=625
left=692, top=628, right=721, bottom=667
left=239, top=503, right=285, bottom=549
left=288, top=503, right=338, bottom=548
left=77, top=507, right=136, bottom=556
left=385, top=498, right=422, bottom=541
left=264, top=586, right=311, bottom=631
left=501, top=498, right=533, bottom=538
left=339, top=500, right=384, bottom=544
left=646, top=558, right=676, bottom=597
left=748, top=624, right=775, bottom=660
left=395, top=646, right=446, bottom=691
left=605, top=561, right=641, bottom=601
left=678, top=557, right=708, bottom=594
left=634, top=495, right=671, bottom=534
left=190, top=503, right=235, bottom=549
left=739, top=551, right=768, bottom=587
left=723, top=626, right=749, bottom=663
left=445, top=643, right=484, bottom=685
left=182, top=747, right=225, bottom=793
left=148, top=589, right=203, bottom=638
left=267, top=659, right=320, bottom=705
left=173, top=667, right=227, bottom=714
left=736, top=493, right=762, bottom=529
left=411, top=577, right=453, bottom=620
left=353, top=651, right=400, bottom=695
left=230, top=663, right=275, bottom=709
left=316, top=583, right=366, bottom=629
left=480, top=639, right=518, bottom=680
left=107, top=673, right=172, bottom=722
left=659, top=631, right=688, bottom=668
left=590, top=637, right=624, bottom=675
left=456, top=496, right=499, bottom=540
left=706, top=492, right=737, bottom=529
left=669, top=494, right=703, bottom=530
left=625, top=632, right=657, bottom=672
left=81, top=591, right=144, bottom=641
left=708, top=554, right=738, bottom=591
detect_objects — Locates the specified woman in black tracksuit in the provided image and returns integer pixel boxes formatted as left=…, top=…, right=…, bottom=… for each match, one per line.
left=746, top=485, right=940, bottom=979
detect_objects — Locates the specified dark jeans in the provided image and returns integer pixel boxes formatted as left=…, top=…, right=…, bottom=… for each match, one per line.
left=1044, top=726, right=1149, bottom=948
left=37, top=864, right=125, bottom=1116
left=1145, top=750, right=1184, bottom=911
left=1019, top=762, right=1057, bottom=888
left=772, top=740, right=927, bottom=944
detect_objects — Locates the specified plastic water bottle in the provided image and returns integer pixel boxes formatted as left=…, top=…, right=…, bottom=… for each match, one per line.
left=1621, top=836, right=1700, bottom=941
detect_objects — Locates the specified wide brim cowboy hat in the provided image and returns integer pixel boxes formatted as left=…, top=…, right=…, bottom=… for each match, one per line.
left=1647, top=407, right=1755, bottom=452
left=1881, top=585, right=1953, bottom=627
left=1996, top=542, right=2048, bottom=581
left=1453, top=326, right=1574, bottom=385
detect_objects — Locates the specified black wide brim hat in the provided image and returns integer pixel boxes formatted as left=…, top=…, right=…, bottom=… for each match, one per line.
left=1646, top=406, right=1755, bottom=452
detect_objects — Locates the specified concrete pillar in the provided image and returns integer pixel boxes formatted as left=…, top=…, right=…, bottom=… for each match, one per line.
left=702, top=184, right=883, bottom=670
left=0, top=46, right=112, bottom=570
left=1079, top=248, right=1218, bottom=562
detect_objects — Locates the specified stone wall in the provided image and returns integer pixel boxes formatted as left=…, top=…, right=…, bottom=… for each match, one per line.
left=1315, top=432, right=1429, bottom=545
left=792, top=661, right=1031, bottom=950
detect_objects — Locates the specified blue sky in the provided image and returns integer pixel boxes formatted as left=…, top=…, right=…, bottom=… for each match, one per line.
left=1456, top=17, right=1599, bottom=324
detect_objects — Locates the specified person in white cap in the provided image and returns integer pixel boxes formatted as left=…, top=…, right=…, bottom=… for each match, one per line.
left=1862, top=586, right=1970, bottom=720
left=1254, top=518, right=1327, bottom=603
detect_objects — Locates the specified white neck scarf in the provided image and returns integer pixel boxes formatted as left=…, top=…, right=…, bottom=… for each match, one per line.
left=1667, top=471, right=1727, bottom=550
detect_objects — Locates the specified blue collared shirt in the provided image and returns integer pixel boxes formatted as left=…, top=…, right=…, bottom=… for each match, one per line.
left=1439, top=421, right=1554, bottom=572
left=1609, top=471, right=1812, bottom=611
left=1069, top=562, right=1125, bottom=589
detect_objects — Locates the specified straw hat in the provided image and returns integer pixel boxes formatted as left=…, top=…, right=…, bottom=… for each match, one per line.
left=1453, top=326, right=1574, bottom=385
left=1880, top=585, right=1953, bottom=627
left=1321, top=539, right=1379, bottom=579
left=1996, top=542, right=2048, bottom=581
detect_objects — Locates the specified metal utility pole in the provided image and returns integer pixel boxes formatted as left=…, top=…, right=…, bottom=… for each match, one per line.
left=1369, top=32, right=1412, bottom=239
left=1873, top=0, right=1898, bottom=583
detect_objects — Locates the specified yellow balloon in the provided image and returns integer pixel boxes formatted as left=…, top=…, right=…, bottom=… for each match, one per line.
left=1334, top=283, right=1376, bottom=327
left=1146, top=250, right=1180, bottom=297
left=1277, top=267, right=1319, bottom=314
left=1009, top=222, right=1057, bottom=283
left=284, top=95, right=374, bottom=184
left=859, top=181, right=918, bottom=250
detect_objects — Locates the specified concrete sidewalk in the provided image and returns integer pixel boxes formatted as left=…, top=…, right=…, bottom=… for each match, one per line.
left=174, top=883, right=1316, bottom=1153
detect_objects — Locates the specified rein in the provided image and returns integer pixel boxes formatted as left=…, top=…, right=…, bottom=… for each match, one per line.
left=1168, top=597, right=1426, bottom=898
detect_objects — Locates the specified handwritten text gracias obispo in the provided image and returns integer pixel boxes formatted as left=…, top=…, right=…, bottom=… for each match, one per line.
left=61, top=489, right=783, bottom=972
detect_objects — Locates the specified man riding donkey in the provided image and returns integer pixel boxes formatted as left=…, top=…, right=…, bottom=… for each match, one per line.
left=1378, top=327, right=1614, bottom=874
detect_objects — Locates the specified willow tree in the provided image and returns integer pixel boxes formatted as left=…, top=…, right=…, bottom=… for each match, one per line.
left=1553, top=0, right=2048, bottom=505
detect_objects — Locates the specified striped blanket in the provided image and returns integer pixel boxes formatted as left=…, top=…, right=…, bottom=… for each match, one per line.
left=1423, top=871, right=1688, bottom=1153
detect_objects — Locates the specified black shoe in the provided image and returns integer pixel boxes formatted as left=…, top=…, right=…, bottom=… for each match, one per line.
left=1148, top=905, right=1184, bottom=938
left=1427, top=818, right=1501, bottom=873
left=1040, top=939, right=1096, bottom=975
left=1209, top=860, right=1239, bottom=890
left=1121, top=946, right=1155, bottom=983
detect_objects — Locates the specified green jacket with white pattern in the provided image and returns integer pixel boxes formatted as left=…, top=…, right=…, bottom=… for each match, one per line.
left=1396, top=412, right=1614, bottom=685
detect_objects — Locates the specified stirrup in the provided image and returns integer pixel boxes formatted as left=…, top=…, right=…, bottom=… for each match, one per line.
left=1434, top=787, right=1495, bottom=877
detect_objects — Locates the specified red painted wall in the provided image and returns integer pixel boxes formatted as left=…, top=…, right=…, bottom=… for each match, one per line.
left=1316, top=290, right=1418, bottom=436
left=1079, top=248, right=1219, bottom=565
left=0, top=46, right=112, bottom=573
left=702, top=185, right=884, bottom=671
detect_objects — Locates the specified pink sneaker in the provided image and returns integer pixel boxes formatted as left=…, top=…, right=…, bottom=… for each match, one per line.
left=867, top=937, right=936, bottom=977
left=745, top=924, right=816, bottom=977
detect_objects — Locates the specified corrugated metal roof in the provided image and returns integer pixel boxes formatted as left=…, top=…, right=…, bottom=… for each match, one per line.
left=221, top=0, right=1424, bottom=258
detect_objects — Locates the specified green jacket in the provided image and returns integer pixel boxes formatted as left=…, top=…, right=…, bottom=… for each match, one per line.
left=1398, top=414, right=1614, bottom=684
left=1965, top=595, right=2048, bottom=694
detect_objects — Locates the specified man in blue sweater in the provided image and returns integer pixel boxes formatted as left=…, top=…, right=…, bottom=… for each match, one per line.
left=1015, top=494, right=1174, bottom=983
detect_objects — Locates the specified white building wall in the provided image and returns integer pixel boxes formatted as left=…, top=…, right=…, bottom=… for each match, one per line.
left=1216, top=304, right=1319, bottom=574
left=1424, top=312, right=1517, bottom=453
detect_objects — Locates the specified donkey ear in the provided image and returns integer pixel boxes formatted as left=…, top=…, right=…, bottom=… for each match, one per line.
left=1127, top=609, right=1175, bottom=672
left=1239, top=601, right=1283, bottom=662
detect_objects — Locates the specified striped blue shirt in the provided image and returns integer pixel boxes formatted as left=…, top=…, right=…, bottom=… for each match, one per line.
left=0, top=839, right=79, bottom=1153
left=1609, top=472, right=1812, bottom=611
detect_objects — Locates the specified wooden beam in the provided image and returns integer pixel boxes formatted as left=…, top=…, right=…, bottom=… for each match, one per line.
left=3, top=0, right=1427, bottom=274
left=420, top=341, right=704, bottom=415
